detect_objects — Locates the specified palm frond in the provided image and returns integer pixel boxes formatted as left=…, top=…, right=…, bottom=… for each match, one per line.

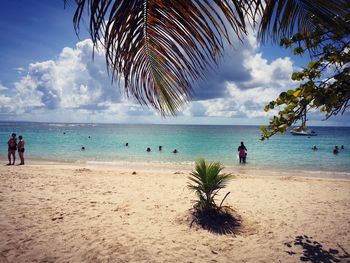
left=66, top=0, right=246, bottom=115
left=188, top=158, right=233, bottom=211
left=258, top=0, right=349, bottom=42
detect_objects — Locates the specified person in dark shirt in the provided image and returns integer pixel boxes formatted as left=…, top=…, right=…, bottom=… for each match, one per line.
left=238, top=141, right=247, bottom=164
left=7, top=133, right=17, bottom=165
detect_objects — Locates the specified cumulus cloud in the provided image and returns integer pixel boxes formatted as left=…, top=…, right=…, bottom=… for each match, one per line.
left=14, top=67, right=26, bottom=75
left=187, top=26, right=295, bottom=120
left=0, top=95, right=11, bottom=107
left=242, top=53, right=293, bottom=89
left=1, top=39, right=131, bottom=118
left=0, top=34, right=297, bottom=123
left=0, top=82, right=8, bottom=91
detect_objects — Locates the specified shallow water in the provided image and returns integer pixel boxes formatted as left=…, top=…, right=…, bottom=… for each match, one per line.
left=0, top=122, right=349, bottom=173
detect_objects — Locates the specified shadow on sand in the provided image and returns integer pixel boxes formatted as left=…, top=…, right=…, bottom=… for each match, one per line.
left=284, top=235, right=350, bottom=262
left=189, top=206, right=242, bottom=235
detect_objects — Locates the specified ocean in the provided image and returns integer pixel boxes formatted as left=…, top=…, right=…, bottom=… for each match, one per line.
left=0, top=122, right=349, bottom=173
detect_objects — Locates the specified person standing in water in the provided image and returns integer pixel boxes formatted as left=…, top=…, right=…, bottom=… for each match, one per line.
left=7, top=133, right=17, bottom=165
left=238, top=141, right=247, bottom=164
left=17, top=135, right=25, bottom=165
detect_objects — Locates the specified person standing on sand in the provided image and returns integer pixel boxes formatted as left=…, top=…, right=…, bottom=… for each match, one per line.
left=238, top=141, right=247, bottom=164
left=7, top=133, right=17, bottom=165
left=17, top=135, right=25, bottom=165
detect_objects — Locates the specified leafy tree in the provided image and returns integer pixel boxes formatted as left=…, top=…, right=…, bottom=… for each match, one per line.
left=187, top=158, right=232, bottom=212
left=65, top=0, right=347, bottom=115
left=260, top=6, right=350, bottom=140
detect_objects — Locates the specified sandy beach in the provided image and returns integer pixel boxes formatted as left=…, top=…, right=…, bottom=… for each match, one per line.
left=0, top=162, right=349, bottom=262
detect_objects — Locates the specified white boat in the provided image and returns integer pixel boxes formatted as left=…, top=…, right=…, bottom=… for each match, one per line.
left=290, top=128, right=317, bottom=136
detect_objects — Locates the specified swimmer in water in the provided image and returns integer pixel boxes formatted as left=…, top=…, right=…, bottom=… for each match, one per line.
left=333, top=146, right=339, bottom=154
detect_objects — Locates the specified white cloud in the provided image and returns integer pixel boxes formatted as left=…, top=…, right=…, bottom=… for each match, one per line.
left=186, top=21, right=297, bottom=121
left=243, top=53, right=293, bottom=88
left=0, top=83, right=8, bottom=91
left=0, top=35, right=297, bottom=124
left=185, top=28, right=295, bottom=120
left=1, top=39, right=128, bottom=116
left=227, top=83, right=281, bottom=105
left=0, top=95, right=11, bottom=105
left=14, top=67, right=26, bottom=75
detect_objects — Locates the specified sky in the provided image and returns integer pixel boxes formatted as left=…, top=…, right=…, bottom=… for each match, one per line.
left=0, top=1, right=348, bottom=126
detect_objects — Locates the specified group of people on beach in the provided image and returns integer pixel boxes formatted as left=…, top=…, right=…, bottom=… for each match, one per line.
left=6, top=133, right=25, bottom=165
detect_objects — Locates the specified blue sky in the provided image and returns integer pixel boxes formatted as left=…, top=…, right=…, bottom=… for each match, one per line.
left=0, top=1, right=348, bottom=126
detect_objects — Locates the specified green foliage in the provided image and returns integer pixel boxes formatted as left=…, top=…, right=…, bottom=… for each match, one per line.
left=261, top=6, right=350, bottom=140
left=187, top=159, right=232, bottom=212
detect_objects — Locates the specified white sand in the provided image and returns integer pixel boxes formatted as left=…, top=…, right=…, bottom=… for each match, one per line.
left=0, top=162, right=349, bottom=262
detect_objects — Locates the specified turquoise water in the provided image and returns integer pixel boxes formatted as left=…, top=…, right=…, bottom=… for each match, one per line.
left=0, top=122, right=349, bottom=173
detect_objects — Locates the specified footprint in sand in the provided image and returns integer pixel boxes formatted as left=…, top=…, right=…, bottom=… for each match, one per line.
left=51, top=212, right=64, bottom=221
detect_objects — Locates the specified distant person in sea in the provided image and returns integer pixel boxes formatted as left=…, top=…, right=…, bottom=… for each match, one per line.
left=172, top=149, right=178, bottom=153
left=341, top=145, right=344, bottom=149
left=126, top=143, right=129, bottom=147
left=147, top=147, right=151, bottom=152
left=159, top=146, right=162, bottom=151
left=7, top=133, right=17, bottom=165
left=81, top=146, right=85, bottom=150
left=17, top=135, right=25, bottom=165
left=312, top=145, right=317, bottom=151
left=238, top=141, right=247, bottom=164
left=333, top=146, right=339, bottom=155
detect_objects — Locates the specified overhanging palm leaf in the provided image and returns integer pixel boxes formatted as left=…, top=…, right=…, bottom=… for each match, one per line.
left=65, top=0, right=246, bottom=115
left=258, top=0, right=348, bottom=41
left=65, top=0, right=347, bottom=115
